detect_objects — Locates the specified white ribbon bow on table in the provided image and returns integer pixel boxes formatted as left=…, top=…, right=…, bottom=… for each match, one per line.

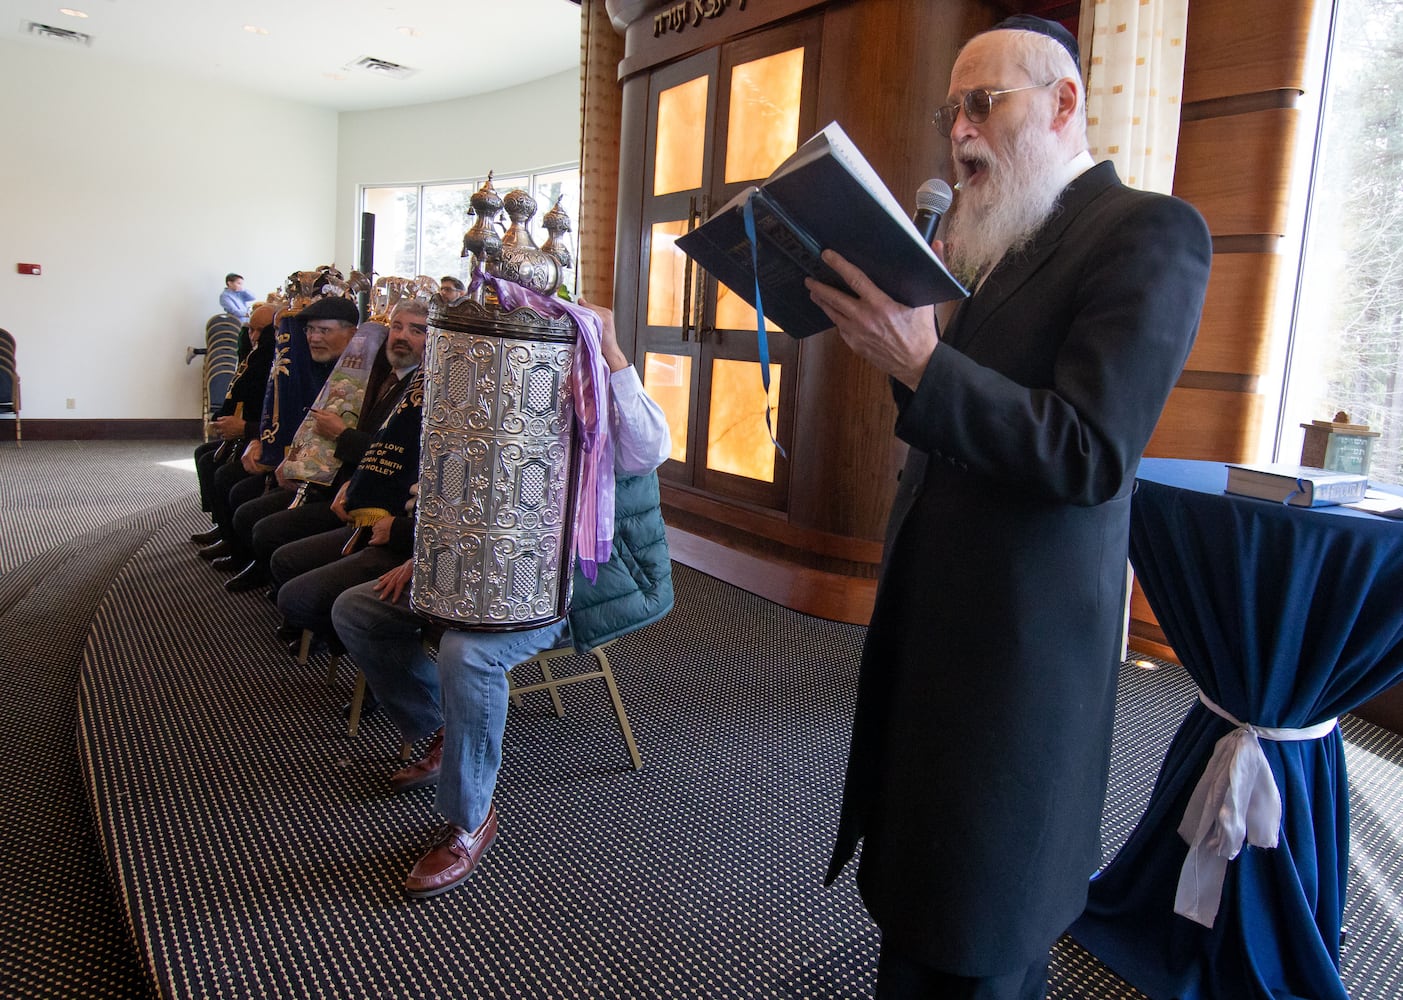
left=1174, top=692, right=1338, bottom=928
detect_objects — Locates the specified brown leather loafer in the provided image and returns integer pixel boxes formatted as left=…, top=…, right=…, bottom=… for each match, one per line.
left=389, top=728, right=443, bottom=794
left=404, top=806, right=498, bottom=898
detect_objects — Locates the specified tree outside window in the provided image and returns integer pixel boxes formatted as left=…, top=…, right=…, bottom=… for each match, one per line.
left=1282, top=0, right=1403, bottom=482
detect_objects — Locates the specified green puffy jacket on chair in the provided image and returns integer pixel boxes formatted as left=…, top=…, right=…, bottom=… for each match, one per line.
left=566, top=472, right=673, bottom=652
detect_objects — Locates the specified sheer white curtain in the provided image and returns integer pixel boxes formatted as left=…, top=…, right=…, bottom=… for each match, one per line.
left=1079, top=0, right=1190, bottom=194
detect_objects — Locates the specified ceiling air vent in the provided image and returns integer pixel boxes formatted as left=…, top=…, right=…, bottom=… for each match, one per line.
left=348, top=56, right=417, bottom=80
left=24, top=21, right=94, bottom=45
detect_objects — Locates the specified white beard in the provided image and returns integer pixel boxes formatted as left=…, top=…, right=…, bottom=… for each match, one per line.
left=944, top=116, right=1070, bottom=288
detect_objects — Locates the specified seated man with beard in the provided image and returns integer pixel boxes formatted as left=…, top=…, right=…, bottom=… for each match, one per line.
left=267, top=359, right=424, bottom=656
left=806, top=15, right=1212, bottom=1000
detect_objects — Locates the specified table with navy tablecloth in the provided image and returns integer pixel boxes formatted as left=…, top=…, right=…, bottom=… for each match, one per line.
left=1070, top=458, right=1403, bottom=1000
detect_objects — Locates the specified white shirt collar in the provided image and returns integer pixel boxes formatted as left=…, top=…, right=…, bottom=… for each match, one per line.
left=1058, top=149, right=1096, bottom=191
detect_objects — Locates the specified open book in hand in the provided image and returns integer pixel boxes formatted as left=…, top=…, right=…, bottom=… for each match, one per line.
left=675, top=120, right=968, bottom=339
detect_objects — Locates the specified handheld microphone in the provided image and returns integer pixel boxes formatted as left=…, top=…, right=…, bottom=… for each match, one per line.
left=913, top=178, right=954, bottom=245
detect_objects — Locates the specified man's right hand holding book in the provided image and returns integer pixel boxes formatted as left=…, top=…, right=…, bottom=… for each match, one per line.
left=805, top=247, right=943, bottom=392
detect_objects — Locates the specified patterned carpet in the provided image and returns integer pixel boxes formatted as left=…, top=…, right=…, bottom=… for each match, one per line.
left=2, top=441, right=1400, bottom=998
left=0, top=440, right=198, bottom=576
left=0, top=441, right=193, bottom=1000
left=78, top=501, right=1164, bottom=1000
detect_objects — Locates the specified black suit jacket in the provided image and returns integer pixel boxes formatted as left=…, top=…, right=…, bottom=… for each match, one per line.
left=827, top=160, right=1212, bottom=975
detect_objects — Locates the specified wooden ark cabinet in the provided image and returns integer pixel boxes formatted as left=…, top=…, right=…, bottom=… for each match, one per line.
left=606, top=0, right=991, bottom=623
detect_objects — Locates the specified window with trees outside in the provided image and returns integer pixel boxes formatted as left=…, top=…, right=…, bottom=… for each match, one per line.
left=360, top=165, right=581, bottom=293
left=1276, top=0, right=1403, bottom=483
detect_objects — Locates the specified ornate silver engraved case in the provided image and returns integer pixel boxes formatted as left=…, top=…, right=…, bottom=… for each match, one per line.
left=411, top=294, right=579, bottom=631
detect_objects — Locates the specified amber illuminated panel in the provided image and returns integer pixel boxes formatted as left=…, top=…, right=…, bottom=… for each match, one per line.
left=724, top=47, right=804, bottom=185
left=706, top=358, right=782, bottom=483
left=654, top=76, right=709, bottom=196
left=646, top=220, right=690, bottom=328
left=714, top=282, right=783, bottom=334
left=643, top=352, right=693, bottom=463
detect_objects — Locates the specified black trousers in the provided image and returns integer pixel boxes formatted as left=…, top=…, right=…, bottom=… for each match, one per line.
left=249, top=499, right=340, bottom=574
left=874, top=947, right=1048, bottom=1000
left=209, top=459, right=258, bottom=542
left=193, top=439, right=226, bottom=513
left=229, top=485, right=297, bottom=567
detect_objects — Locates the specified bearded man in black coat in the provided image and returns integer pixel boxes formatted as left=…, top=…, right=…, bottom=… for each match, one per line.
left=806, top=16, right=1212, bottom=1000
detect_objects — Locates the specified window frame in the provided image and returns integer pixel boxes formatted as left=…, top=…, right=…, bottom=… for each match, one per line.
left=358, top=162, right=581, bottom=291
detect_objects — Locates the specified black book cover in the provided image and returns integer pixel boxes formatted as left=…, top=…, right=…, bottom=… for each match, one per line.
left=676, top=121, right=967, bottom=339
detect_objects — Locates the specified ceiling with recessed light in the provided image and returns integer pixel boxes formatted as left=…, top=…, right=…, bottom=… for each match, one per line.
left=11, top=0, right=585, bottom=112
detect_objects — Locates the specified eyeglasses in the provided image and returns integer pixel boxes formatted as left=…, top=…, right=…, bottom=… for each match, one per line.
left=932, top=82, right=1055, bottom=137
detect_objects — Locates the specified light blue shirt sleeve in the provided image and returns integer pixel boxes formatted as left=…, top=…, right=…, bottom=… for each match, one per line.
left=608, top=366, right=671, bottom=475
left=220, top=289, right=256, bottom=319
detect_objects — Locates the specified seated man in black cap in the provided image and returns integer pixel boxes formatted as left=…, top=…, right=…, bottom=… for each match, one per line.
left=215, top=294, right=361, bottom=589
left=223, top=299, right=427, bottom=595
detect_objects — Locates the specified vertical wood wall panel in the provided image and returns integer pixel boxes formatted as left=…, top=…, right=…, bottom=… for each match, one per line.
left=1182, top=0, right=1314, bottom=103
left=580, top=0, right=627, bottom=307
left=1186, top=253, right=1280, bottom=375
left=1146, top=387, right=1263, bottom=460
left=1174, top=111, right=1299, bottom=237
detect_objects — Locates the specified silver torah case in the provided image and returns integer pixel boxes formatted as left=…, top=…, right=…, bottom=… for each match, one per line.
left=410, top=294, right=579, bottom=631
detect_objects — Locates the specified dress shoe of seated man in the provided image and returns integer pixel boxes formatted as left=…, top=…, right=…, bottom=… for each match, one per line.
left=331, top=301, right=674, bottom=898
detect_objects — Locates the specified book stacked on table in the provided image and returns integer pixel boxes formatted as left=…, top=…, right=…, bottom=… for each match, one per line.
left=1224, top=463, right=1368, bottom=507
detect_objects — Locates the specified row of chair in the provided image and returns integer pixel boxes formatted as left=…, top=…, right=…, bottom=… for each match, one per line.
left=0, top=314, right=241, bottom=449
left=1, top=327, right=19, bottom=446
left=193, top=314, right=242, bottom=441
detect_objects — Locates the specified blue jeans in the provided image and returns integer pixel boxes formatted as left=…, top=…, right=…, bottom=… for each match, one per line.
left=331, top=578, right=568, bottom=830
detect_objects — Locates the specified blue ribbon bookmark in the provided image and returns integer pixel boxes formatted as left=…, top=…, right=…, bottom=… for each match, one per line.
left=741, top=193, right=787, bottom=459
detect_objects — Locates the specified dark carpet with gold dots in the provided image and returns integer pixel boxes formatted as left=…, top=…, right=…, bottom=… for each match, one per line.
left=1, top=442, right=1399, bottom=999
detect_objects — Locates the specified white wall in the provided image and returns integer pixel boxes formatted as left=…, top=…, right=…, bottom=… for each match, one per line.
left=0, top=39, right=338, bottom=422
left=0, top=44, right=580, bottom=425
left=333, top=68, right=581, bottom=271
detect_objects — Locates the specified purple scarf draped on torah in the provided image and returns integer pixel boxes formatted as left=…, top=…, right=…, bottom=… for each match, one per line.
left=468, top=268, right=613, bottom=583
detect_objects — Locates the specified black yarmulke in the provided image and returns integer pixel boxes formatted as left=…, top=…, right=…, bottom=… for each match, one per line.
left=992, top=14, right=1080, bottom=69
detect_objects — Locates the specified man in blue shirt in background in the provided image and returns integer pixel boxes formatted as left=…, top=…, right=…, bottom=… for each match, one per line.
left=220, top=273, right=256, bottom=320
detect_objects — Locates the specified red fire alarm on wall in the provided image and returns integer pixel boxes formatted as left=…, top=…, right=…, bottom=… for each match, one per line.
left=17, top=263, right=41, bottom=275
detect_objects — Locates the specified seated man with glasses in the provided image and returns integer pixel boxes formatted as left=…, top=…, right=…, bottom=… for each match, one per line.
left=807, top=15, right=1212, bottom=1000
left=215, top=296, right=363, bottom=590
